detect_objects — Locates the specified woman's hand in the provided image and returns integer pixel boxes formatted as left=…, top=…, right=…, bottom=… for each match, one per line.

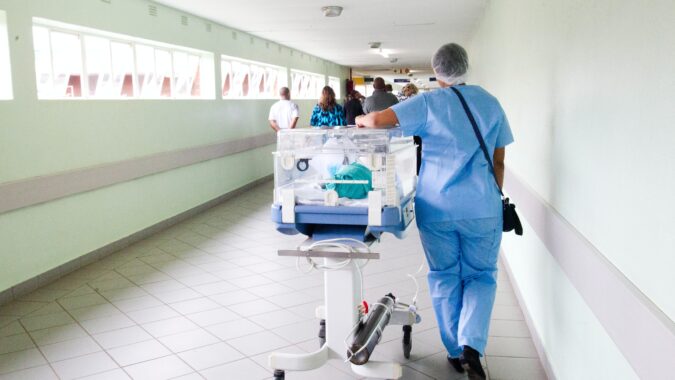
left=356, top=109, right=399, bottom=129
left=355, top=115, right=368, bottom=128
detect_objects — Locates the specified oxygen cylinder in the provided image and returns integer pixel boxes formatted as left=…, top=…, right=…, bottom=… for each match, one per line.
left=348, top=294, right=396, bottom=365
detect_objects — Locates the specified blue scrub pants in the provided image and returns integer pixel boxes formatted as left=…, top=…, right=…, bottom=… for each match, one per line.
left=418, top=217, right=502, bottom=357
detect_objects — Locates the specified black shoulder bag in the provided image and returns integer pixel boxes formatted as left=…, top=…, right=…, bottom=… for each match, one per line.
left=451, top=87, right=523, bottom=235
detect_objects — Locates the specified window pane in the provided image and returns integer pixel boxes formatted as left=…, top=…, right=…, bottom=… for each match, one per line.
left=172, top=51, right=188, bottom=97
left=50, top=31, right=83, bottom=97
left=135, top=44, right=156, bottom=97
left=84, top=35, right=112, bottom=97
left=32, top=26, right=53, bottom=98
left=188, top=54, right=200, bottom=97
left=111, top=42, right=134, bottom=97
left=231, top=60, right=249, bottom=98
left=0, top=10, right=12, bottom=100
left=221, top=60, right=232, bottom=97
left=155, top=49, right=172, bottom=97
left=329, top=76, right=341, bottom=100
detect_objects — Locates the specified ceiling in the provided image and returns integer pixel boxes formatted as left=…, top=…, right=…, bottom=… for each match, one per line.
left=153, top=0, right=488, bottom=73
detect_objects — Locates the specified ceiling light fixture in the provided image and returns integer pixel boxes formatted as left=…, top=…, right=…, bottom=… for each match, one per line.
left=378, top=48, right=389, bottom=58
left=369, top=42, right=381, bottom=49
left=321, top=6, right=343, bottom=17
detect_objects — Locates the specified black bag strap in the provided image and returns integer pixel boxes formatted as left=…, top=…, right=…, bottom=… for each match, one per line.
left=450, top=87, right=504, bottom=197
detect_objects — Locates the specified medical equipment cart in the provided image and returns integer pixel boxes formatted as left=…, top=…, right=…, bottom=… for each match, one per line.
left=269, top=127, right=421, bottom=379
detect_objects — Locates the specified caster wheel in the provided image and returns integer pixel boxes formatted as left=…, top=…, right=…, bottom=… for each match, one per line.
left=318, top=319, right=326, bottom=348
left=273, top=369, right=285, bottom=380
left=402, top=325, right=412, bottom=359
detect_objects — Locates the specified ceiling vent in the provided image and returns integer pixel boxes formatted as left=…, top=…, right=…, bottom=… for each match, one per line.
left=148, top=5, right=158, bottom=17
left=321, top=6, right=343, bottom=17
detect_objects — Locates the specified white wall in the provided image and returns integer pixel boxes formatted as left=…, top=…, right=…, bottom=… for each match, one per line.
left=469, top=0, right=674, bottom=378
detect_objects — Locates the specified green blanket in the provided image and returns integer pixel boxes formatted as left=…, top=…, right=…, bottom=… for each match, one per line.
left=326, top=162, right=373, bottom=199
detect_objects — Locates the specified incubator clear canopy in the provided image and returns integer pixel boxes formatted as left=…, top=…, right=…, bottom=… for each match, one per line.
left=273, top=127, right=416, bottom=208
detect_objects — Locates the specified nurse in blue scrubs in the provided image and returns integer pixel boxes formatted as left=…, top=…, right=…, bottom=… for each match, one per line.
left=356, top=43, right=513, bottom=380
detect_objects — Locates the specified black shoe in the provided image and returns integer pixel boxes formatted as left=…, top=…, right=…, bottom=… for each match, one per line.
left=460, top=346, right=486, bottom=380
left=446, top=355, right=464, bottom=373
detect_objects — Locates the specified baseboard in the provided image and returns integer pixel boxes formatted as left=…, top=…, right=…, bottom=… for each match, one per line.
left=0, top=174, right=273, bottom=306
left=500, top=249, right=557, bottom=380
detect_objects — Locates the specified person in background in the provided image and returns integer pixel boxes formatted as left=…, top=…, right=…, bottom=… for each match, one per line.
left=343, top=90, right=365, bottom=125
left=399, top=82, right=419, bottom=102
left=385, top=83, right=394, bottom=93
left=398, top=83, right=422, bottom=174
left=268, top=87, right=299, bottom=132
left=363, top=77, right=398, bottom=113
left=310, top=86, right=346, bottom=127
left=355, top=43, right=514, bottom=380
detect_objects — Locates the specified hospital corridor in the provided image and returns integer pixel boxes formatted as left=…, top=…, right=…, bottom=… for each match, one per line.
left=0, top=1, right=673, bottom=380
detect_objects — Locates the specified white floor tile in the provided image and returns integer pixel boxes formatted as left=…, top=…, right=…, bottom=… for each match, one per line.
left=178, top=342, right=244, bottom=371
left=93, top=326, right=154, bottom=350
left=80, top=314, right=136, bottom=335
left=230, top=299, right=281, bottom=317
left=158, top=329, right=219, bottom=353
left=0, top=348, right=46, bottom=375
left=204, top=319, right=264, bottom=341
left=106, top=339, right=171, bottom=366
left=112, top=295, right=163, bottom=313
left=123, top=355, right=193, bottom=380
left=486, top=356, right=547, bottom=380
left=0, top=365, right=58, bottom=380
left=70, top=303, right=124, bottom=322
left=40, top=336, right=102, bottom=362
left=169, top=298, right=221, bottom=315
left=248, top=309, right=306, bottom=330
left=19, top=311, right=74, bottom=332
left=142, top=316, right=200, bottom=338
left=208, top=290, right=259, bottom=307
left=0, top=333, right=35, bottom=355
left=200, top=358, right=269, bottom=380
left=485, top=336, right=539, bottom=358
left=226, top=330, right=291, bottom=357
left=51, top=351, right=118, bottom=380
left=185, top=307, right=240, bottom=327
left=77, top=368, right=131, bottom=379
left=125, top=305, right=181, bottom=325
left=29, top=323, right=89, bottom=346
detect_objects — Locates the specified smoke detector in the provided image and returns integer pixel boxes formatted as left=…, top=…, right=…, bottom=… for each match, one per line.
left=389, top=58, right=398, bottom=63
left=321, top=6, right=343, bottom=17
left=369, top=42, right=381, bottom=49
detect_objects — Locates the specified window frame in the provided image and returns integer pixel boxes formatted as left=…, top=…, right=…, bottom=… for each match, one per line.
left=328, top=76, right=341, bottom=100
left=32, top=18, right=215, bottom=100
left=0, top=10, right=13, bottom=100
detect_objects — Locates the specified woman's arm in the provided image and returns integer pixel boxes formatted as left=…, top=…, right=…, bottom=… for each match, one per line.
left=493, top=147, right=506, bottom=190
left=355, top=108, right=399, bottom=129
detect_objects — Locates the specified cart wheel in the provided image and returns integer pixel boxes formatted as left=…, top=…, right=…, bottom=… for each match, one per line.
left=402, top=325, right=412, bottom=359
left=318, top=319, right=326, bottom=348
left=273, top=369, right=285, bottom=380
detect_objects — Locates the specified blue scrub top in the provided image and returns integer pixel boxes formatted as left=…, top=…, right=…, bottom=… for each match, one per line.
left=391, top=85, right=514, bottom=222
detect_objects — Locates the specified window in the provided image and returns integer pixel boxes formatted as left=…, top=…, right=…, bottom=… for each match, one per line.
left=0, top=10, right=13, bottom=100
left=220, top=55, right=287, bottom=99
left=290, top=69, right=325, bottom=100
left=32, top=18, right=215, bottom=99
left=328, top=76, right=341, bottom=100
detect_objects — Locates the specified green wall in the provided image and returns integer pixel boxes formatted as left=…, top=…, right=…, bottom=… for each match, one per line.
left=0, top=0, right=349, bottom=292
left=469, top=0, right=674, bottom=378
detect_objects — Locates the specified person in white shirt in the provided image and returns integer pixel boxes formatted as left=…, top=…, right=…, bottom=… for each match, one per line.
left=268, top=87, right=300, bottom=132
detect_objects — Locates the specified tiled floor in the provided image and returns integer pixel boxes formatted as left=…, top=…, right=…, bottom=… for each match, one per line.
left=0, top=182, right=547, bottom=380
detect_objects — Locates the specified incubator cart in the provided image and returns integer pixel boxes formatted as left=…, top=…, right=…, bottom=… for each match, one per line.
left=269, top=127, right=420, bottom=379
